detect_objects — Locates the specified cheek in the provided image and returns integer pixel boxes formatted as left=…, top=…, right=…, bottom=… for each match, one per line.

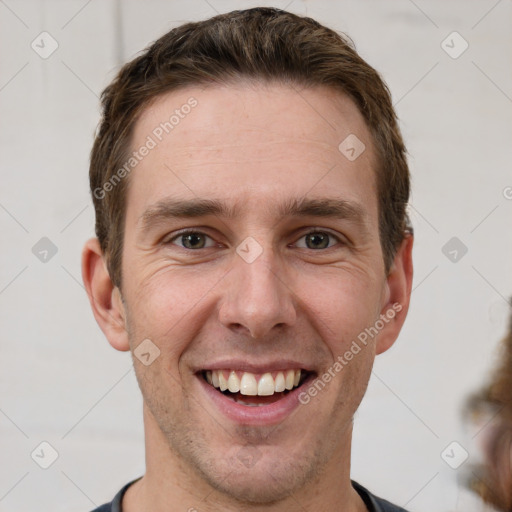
left=125, top=265, right=225, bottom=357
left=296, top=267, right=382, bottom=347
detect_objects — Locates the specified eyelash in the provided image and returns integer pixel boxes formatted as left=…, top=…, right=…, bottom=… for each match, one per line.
left=164, top=228, right=345, bottom=250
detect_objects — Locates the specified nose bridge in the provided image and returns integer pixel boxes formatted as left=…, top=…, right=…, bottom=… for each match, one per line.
left=218, top=241, right=296, bottom=339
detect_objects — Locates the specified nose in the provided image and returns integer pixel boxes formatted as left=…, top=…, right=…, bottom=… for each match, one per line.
left=218, top=248, right=297, bottom=339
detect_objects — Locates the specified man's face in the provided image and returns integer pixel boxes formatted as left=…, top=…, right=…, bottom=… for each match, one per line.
left=117, top=83, right=401, bottom=502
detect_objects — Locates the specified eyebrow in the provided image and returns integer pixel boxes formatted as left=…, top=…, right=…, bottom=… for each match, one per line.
left=138, top=196, right=368, bottom=232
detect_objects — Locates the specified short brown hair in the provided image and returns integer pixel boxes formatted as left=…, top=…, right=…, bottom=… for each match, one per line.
left=89, top=7, right=411, bottom=289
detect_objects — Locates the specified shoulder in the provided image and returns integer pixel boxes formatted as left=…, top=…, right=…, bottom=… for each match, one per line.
left=352, top=480, right=411, bottom=512
left=89, top=478, right=141, bottom=512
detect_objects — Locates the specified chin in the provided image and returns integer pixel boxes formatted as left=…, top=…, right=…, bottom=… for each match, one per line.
left=202, top=462, right=310, bottom=505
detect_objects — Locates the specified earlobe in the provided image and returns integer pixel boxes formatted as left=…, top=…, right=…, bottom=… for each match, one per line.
left=375, top=233, right=414, bottom=355
left=81, top=237, right=130, bottom=352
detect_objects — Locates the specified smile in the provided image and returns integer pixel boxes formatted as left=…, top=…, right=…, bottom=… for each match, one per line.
left=200, top=368, right=313, bottom=410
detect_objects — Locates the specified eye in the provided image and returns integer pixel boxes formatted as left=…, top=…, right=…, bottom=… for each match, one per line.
left=295, top=230, right=342, bottom=250
left=164, top=229, right=344, bottom=251
left=166, top=230, right=217, bottom=250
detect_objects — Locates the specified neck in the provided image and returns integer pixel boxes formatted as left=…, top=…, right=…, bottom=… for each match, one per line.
left=123, top=405, right=367, bottom=512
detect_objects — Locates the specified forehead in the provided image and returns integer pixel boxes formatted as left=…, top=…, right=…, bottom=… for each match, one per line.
left=125, top=82, right=378, bottom=227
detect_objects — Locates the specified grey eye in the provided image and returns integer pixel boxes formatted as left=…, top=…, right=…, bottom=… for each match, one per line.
left=168, top=231, right=216, bottom=249
left=296, top=231, right=340, bottom=250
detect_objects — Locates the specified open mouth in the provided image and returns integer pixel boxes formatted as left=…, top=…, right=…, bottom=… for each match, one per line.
left=200, top=369, right=313, bottom=407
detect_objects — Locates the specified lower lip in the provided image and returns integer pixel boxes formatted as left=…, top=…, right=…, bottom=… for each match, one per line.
left=197, top=373, right=315, bottom=426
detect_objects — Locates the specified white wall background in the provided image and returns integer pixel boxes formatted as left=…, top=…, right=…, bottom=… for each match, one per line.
left=1, top=1, right=511, bottom=511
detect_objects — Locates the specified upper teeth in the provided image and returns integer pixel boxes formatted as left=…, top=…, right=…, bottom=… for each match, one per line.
left=205, top=369, right=301, bottom=396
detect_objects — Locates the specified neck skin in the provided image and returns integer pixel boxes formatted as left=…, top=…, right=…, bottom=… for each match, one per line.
left=122, top=404, right=368, bottom=512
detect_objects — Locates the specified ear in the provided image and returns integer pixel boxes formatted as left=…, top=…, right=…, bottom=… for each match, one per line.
left=375, top=233, right=414, bottom=355
left=81, top=237, right=130, bottom=351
